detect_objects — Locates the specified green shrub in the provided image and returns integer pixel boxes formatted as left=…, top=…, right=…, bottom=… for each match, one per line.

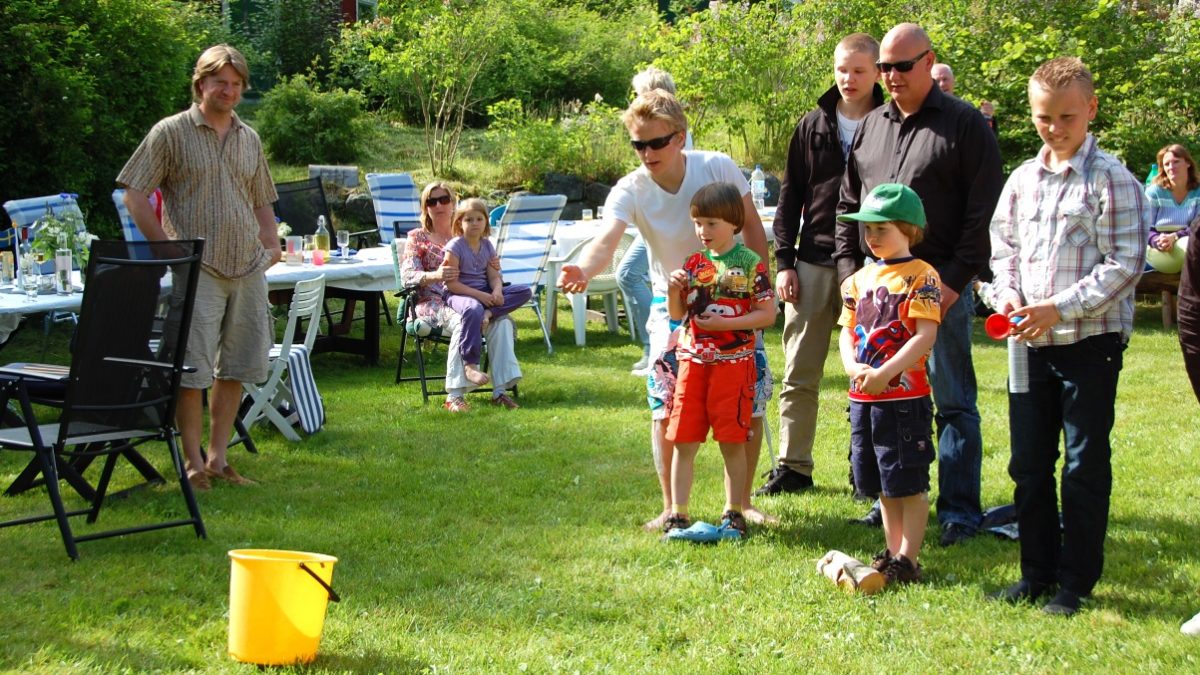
left=256, top=75, right=371, bottom=165
left=487, top=97, right=635, bottom=190
left=0, top=0, right=222, bottom=236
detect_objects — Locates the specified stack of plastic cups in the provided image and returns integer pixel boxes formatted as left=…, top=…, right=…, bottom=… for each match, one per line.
left=985, top=313, right=1028, bottom=394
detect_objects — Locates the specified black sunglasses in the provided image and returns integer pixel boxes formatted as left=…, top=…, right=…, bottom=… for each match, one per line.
left=425, top=194, right=453, bottom=207
left=877, top=49, right=930, bottom=73
left=629, top=132, right=678, bottom=152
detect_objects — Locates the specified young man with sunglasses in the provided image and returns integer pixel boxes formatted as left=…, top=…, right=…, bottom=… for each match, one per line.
left=835, top=23, right=1004, bottom=547
left=558, top=89, right=774, bottom=532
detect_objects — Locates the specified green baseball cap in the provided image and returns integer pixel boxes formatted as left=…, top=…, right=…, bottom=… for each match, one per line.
left=837, top=183, right=926, bottom=228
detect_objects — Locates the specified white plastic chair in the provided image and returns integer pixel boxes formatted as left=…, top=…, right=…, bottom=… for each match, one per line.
left=240, top=275, right=326, bottom=441
left=365, top=172, right=420, bottom=244
left=561, top=232, right=636, bottom=346
left=494, top=193, right=567, bottom=354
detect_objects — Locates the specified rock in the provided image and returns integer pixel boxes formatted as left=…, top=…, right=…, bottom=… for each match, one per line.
left=584, top=181, right=612, bottom=208
left=542, top=172, right=584, bottom=201
left=560, top=202, right=585, bottom=220
left=341, top=191, right=376, bottom=227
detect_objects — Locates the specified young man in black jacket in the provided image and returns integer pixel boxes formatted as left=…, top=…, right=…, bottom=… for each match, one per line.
left=756, top=33, right=885, bottom=497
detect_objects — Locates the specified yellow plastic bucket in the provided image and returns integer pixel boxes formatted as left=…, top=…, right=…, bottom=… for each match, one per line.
left=228, top=549, right=340, bottom=665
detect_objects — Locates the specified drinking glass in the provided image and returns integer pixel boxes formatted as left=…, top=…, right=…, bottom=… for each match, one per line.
left=19, top=254, right=39, bottom=301
left=581, top=208, right=593, bottom=221
left=337, top=230, right=350, bottom=260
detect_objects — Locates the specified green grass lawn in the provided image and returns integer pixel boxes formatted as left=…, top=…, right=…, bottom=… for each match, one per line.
left=2, top=298, right=1199, bottom=672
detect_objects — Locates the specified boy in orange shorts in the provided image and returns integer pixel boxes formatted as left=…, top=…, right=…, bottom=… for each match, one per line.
left=663, top=182, right=776, bottom=539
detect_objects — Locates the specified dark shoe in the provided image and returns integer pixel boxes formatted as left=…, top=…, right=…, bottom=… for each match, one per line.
left=870, top=548, right=892, bottom=571
left=1042, top=589, right=1083, bottom=616
left=850, top=503, right=882, bottom=528
left=720, top=510, right=748, bottom=538
left=939, top=522, right=977, bottom=547
left=988, top=579, right=1055, bottom=604
left=753, top=464, right=814, bottom=496
left=881, top=554, right=922, bottom=585
left=490, top=393, right=519, bottom=410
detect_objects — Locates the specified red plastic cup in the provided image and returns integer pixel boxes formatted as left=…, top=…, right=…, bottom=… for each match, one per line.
left=985, top=313, right=1013, bottom=340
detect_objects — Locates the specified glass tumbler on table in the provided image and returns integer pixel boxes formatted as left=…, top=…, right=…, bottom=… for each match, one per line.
left=337, top=230, right=349, bottom=260
left=19, top=253, right=39, bottom=300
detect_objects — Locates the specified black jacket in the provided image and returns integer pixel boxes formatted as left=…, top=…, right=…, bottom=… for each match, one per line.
left=774, top=83, right=886, bottom=270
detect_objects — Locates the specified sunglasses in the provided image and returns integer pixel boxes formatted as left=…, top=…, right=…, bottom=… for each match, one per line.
left=629, top=132, right=678, bottom=152
left=876, top=50, right=930, bottom=73
left=425, top=194, right=453, bottom=207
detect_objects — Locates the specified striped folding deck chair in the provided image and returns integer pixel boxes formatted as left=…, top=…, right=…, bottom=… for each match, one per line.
left=111, top=188, right=162, bottom=243
left=2, top=193, right=85, bottom=260
left=494, top=193, right=567, bottom=354
left=365, top=172, right=421, bottom=245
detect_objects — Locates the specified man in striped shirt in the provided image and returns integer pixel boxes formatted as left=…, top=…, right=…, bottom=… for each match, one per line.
left=987, top=57, right=1147, bottom=616
left=118, top=45, right=280, bottom=492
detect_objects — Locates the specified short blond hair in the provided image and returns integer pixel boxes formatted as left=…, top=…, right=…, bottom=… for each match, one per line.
left=191, top=44, right=250, bottom=102
left=1029, top=56, right=1094, bottom=98
left=632, top=66, right=677, bottom=96
left=621, top=89, right=688, bottom=135
left=836, top=32, right=880, bottom=62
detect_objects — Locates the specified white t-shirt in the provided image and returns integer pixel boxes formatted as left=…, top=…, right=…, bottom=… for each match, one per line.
left=835, top=109, right=861, bottom=160
left=605, top=150, right=751, bottom=295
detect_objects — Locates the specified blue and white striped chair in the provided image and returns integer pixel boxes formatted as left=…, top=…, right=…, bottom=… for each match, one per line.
left=111, top=188, right=163, bottom=243
left=365, top=172, right=421, bottom=245
left=494, top=193, right=567, bottom=354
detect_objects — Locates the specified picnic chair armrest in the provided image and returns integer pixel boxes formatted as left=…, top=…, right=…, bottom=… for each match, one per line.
left=0, top=363, right=70, bottom=381
left=395, top=282, right=421, bottom=299
left=103, top=356, right=198, bottom=373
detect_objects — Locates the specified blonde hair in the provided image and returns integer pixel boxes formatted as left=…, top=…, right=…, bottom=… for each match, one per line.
left=621, top=89, right=688, bottom=135
left=632, top=66, right=677, bottom=96
left=420, top=181, right=458, bottom=232
left=452, top=198, right=491, bottom=238
left=836, top=32, right=880, bottom=62
left=191, top=44, right=250, bottom=103
left=1029, top=56, right=1094, bottom=98
left=1153, top=143, right=1200, bottom=191
left=690, top=183, right=745, bottom=234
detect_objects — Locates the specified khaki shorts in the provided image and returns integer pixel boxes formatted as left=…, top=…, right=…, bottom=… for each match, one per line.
left=181, top=268, right=272, bottom=389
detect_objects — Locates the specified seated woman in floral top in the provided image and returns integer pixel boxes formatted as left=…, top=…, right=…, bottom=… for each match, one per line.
left=399, top=181, right=522, bottom=411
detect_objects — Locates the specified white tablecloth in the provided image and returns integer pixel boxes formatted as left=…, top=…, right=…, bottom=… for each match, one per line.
left=266, top=245, right=395, bottom=292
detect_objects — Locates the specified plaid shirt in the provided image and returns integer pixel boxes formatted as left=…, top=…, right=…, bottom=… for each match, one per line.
left=990, top=134, right=1148, bottom=346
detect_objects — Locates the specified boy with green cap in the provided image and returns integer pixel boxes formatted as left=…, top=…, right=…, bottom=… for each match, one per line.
left=836, top=183, right=941, bottom=584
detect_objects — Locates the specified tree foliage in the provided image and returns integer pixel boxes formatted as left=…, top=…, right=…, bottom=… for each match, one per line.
left=0, top=0, right=221, bottom=235
left=255, top=75, right=370, bottom=164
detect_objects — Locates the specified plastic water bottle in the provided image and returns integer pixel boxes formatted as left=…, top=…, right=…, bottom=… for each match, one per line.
left=314, top=215, right=331, bottom=253
left=1007, top=336, right=1029, bottom=394
left=751, top=164, right=766, bottom=211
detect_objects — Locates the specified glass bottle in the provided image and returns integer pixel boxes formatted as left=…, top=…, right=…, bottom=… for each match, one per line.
left=314, top=215, right=331, bottom=253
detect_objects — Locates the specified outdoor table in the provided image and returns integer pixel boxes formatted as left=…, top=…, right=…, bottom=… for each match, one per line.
left=266, top=245, right=396, bottom=365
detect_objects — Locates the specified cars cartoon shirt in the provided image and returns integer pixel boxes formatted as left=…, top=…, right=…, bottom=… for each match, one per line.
left=676, top=243, right=773, bottom=364
left=838, top=257, right=942, bottom=402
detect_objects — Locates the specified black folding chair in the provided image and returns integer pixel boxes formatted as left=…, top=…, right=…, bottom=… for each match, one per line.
left=0, top=239, right=207, bottom=559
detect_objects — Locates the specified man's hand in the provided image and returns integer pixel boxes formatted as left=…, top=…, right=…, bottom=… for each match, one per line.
left=775, top=269, right=798, bottom=303
left=940, top=284, right=960, bottom=317
left=1009, top=299, right=1061, bottom=342
left=558, top=264, right=588, bottom=293
left=979, top=100, right=995, bottom=117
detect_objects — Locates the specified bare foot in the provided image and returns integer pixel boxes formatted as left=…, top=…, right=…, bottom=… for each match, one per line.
left=743, top=506, right=779, bottom=525
left=464, top=364, right=491, bottom=386
left=482, top=310, right=493, bottom=331
left=642, top=509, right=671, bottom=532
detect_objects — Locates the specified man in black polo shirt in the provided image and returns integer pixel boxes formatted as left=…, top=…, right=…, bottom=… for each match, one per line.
left=835, top=22, right=1003, bottom=546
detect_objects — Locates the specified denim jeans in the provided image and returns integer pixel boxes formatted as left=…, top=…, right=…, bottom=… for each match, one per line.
left=925, top=285, right=983, bottom=529
left=1008, top=333, right=1123, bottom=596
left=617, top=233, right=651, bottom=351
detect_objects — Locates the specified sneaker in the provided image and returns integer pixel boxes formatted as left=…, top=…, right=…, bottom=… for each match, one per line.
left=939, top=522, right=977, bottom=547
left=752, top=464, right=814, bottom=496
left=849, top=502, right=882, bottom=528
left=988, top=579, right=1055, bottom=604
left=490, top=393, right=519, bottom=410
left=719, top=510, right=748, bottom=538
left=444, top=396, right=470, bottom=413
left=870, top=548, right=892, bottom=571
left=1042, top=589, right=1084, bottom=616
left=631, top=353, right=650, bottom=374
left=881, top=554, right=922, bottom=585
left=1181, top=611, right=1200, bottom=636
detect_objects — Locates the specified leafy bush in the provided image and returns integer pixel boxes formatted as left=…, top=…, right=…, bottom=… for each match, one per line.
left=255, top=75, right=371, bottom=164
left=487, top=97, right=635, bottom=190
left=0, top=0, right=222, bottom=236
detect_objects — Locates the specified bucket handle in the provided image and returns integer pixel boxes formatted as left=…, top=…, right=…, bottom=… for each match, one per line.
left=299, top=562, right=341, bottom=602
